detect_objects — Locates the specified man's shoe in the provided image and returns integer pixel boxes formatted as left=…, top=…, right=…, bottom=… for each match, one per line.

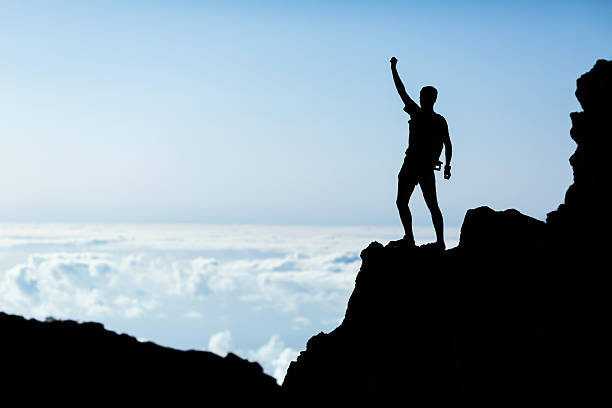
left=388, top=235, right=417, bottom=249
left=420, top=241, right=446, bottom=251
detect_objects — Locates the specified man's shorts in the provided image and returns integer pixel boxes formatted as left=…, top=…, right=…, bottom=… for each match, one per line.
left=398, top=158, right=434, bottom=187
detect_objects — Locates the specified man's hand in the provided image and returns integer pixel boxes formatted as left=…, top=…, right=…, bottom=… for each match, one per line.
left=390, top=57, right=398, bottom=66
left=444, top=165, right=451, bottom=180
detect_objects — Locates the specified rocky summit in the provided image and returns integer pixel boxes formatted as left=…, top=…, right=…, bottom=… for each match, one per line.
left=283, top=60, right=611, bottom=406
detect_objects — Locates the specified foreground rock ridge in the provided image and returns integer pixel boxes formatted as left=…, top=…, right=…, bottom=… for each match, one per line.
left=0, top=312, right=280, bottom=405
left=283, top=60, right=611, bottom=406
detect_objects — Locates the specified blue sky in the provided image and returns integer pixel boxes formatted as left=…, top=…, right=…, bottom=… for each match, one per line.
left=1, top=1, right=611, bottom=227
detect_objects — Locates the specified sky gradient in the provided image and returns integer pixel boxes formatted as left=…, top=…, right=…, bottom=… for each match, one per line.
left=1, top=0, right=611, bottom=385
left=1, top=1, right=611, bottom=226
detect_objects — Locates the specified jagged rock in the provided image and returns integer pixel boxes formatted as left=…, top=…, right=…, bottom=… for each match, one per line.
left=283, top=61, right=611, bottom=406
left=0, top=312, right=281, bottom=406
left=458, top=206, right=545, bottom=251
left=547, top=59, right=611, bottom=250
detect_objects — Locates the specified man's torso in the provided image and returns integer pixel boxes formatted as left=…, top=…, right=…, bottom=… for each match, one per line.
left=404, top=111, right=447, bottom=170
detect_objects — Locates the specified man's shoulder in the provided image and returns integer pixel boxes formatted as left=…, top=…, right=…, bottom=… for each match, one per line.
left=433, top=113, right=449, bottom=130
left=433, top=112, right=447, bottom=123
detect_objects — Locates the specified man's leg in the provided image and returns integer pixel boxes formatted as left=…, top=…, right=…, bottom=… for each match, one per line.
left=397, top=176, right=417, bottom=244
left=420, top=171, right=444, bottom=246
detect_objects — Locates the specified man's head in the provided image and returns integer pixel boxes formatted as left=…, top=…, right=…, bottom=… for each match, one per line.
left=420, top=86, right=438, bottom=111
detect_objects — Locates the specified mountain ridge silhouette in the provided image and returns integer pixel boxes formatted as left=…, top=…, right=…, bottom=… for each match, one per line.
left=0, top=311, right=281, bottom=405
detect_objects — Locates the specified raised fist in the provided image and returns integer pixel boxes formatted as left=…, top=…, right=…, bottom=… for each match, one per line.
left=390, top=57, right=398, bottom=65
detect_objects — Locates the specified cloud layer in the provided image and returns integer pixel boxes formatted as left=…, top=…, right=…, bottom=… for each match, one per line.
left=0, top=223, right=458, bottom=381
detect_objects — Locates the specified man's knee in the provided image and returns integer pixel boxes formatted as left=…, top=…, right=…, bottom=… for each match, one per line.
left=425, top=198, right=441, bottom=213
left=397, top=179, right=415, bottom=206
left=430, top=205, right=442, bottom=219
left=421, top=183, right=439, bottom=211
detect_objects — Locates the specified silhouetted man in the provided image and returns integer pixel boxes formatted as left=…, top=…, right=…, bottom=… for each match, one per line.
left=390, top=57, right=452, bottom=249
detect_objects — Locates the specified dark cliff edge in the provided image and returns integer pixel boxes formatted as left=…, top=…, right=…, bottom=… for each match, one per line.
left=0, top=312, right=281, bottom=405
left=283, top=60, right=611, bottom=406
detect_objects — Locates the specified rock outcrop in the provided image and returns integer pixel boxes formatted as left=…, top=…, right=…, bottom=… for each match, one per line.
left=0, top=312, right=281, bottom=405
left=547, top=59, right=612, bottom=251
left=283, top=60, right=611, bottom=406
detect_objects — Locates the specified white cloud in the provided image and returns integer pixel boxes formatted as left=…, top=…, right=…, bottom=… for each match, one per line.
left=292, top=316, right=311, bottom=330
left=0, top=252, right=162, bottom=320
left=183, top=310, right=202, bottom=319
left=208, top=330, right=232, bottom=356
left=246, top=335, right=299, bottom=384
left=114, top=296, right=152, bottom=319
left=206, top=330, right=298, bottom=383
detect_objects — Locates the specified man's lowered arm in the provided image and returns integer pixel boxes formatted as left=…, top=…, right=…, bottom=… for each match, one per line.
left=390, top=57, right=420, bottom=115
left=442, top=120, right=452, bottom=179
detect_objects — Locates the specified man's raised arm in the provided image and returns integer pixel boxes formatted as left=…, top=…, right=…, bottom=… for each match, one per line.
left=390, top=57, right=419, bottom=116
